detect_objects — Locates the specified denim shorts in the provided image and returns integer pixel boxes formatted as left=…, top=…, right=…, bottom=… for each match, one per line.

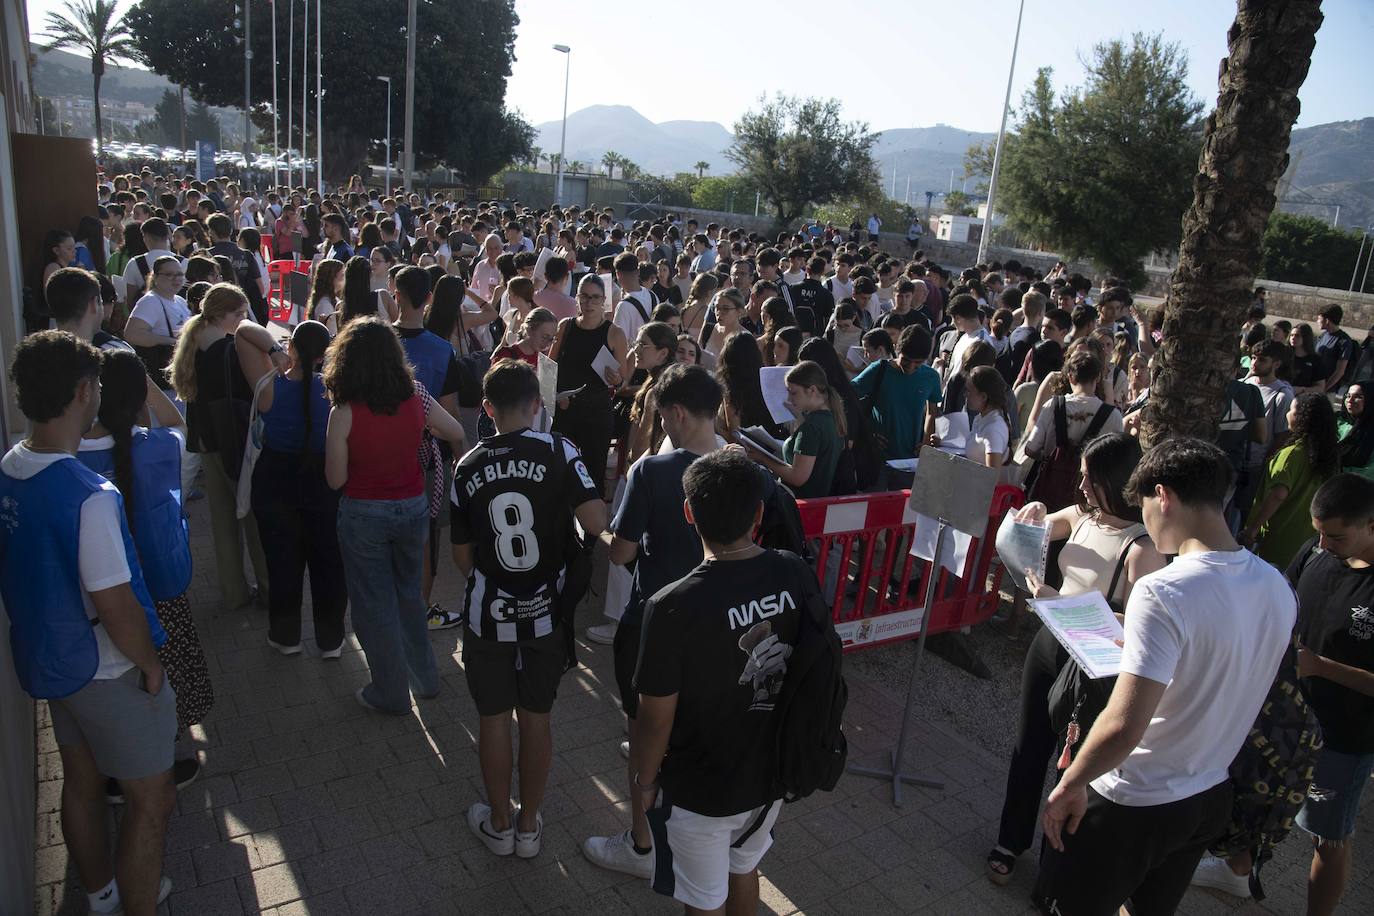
left=1296, top=746, right=1374, bottom=842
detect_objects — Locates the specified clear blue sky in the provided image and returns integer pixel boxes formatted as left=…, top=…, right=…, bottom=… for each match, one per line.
left=26, top=0, right=1372, bottom=132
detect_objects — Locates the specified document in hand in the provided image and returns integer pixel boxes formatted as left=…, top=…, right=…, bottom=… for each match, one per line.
left=1029, top=592, right=1125, bottom=679
left=537, top=353, right=559, bottom=414
left=846, top=345, right=868, bottom=369
left=995, top=511, right=1050, bottom=593
left=934, top=412, right=970, bottom=452
left=589, top=346, right=620, bottom=383
left=735, top=425, right=786, bottom=460
left=759, top=366, right=797, bottom=425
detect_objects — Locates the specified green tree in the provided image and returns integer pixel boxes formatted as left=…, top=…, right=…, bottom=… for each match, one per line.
left=695, top=160, right=710, bottom=178
left=727, top=94, right=879, bottom=225
left=943, top=190, right=976, bottom=217
left=1260, top=212, right=1364, bottom=289
left=1141, top=1, right=1323, bottom=444
left=692, top=175, right=755, bottom=213
left=965, top=33, right=1204, bottom=283
left=186, top=98, right=219, bottom=146
left=602, top=151, right=623, bottom=178
left=40, top=0, right=140, bottom=154
left=126, top=0, right=532, bottom=183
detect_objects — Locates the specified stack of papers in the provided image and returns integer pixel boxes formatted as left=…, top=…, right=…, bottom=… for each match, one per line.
left=994, top=511, right=1050, bottom=593
left=736, top=425, right=787, bottom=460
left=1030, top=592, right=1125, bottom=679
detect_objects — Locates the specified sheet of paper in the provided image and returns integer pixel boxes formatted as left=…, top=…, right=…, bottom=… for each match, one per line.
left=735, top=426, right=786, bottom=460
left=537, top=353, right=559, bottom=415
left=847, top=345, right=869, bottom=369
left=589, top=346, right=620, bottom=384
left=759, top=366, right=797, bottom=426
left=533, top=246, right=555, bottom=283
left=885, top=458, right=919, bottom=472
left=598, top=273, right=617, bottom=309
left=1030, top=592, right=1125, bottom=679
left=934, top=412, right=970, bottom=452
left=909, top=513, right=974, bottom=578
left=995, top=511, right=1050, bottom=593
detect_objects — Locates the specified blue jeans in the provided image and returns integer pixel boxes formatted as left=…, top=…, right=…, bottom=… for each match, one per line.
left=337, top=493, right=437, bottom=713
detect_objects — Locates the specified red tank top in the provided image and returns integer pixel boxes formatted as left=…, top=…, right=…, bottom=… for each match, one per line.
left=344, top=396, right=426, bottom=500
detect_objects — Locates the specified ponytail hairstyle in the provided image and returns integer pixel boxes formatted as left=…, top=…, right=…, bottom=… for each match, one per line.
left=171, top=283, right=248, bottom=402
left=308, top=259, right=344, bottom=322
left=97, top=349, right=151, bottom=528
left=290, top=320, right=332, bottom=460
left=785, top=360, right=848, bottom=439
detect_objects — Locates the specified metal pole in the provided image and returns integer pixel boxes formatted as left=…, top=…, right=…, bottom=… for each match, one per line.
left=402, top=0, right=418, bottom=193
left=1352, top=231, right=1370, bottom=293
left=554, top=45, right=570, bottom=206
left=286, top=0, right=294, bottom=188
left=243, top=0, right=252, bottom=191
left=1361, top=235, right=1373, bottom=294
left=315, top=0, right=323, bottom=194
left=378, top=77, right=392, bottom=198
left=1333, top=205, right=1340, bottom=228
left=905, top=176, right=911, bottom=206
left=754, top=190, right=760, bottom=217
left=271, top=0, right=279, bottom=188
left=978, top=0, right=1026, bottom=265
left=301, top=0, right=308, bottom=190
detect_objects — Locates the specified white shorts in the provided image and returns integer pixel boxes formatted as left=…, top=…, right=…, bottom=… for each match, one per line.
left=646, top=794, right=783, bottom=910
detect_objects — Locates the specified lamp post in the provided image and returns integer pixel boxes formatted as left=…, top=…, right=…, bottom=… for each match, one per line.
left=978, top=0, right=1027, bottom=266
left=377, top=76, right=392, bottom=198
left=402, top=0, right=417, bottom=193
left=553, top=44, right=571, bottom=206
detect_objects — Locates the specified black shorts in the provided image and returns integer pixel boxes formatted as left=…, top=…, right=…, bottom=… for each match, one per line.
left=462, top=627, right=566, bottom=717
left=613, top=618, right=643, bottom=719
left=1034, top=780, right=1232, bottom=916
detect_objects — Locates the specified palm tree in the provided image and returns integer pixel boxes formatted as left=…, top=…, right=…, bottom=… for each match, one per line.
left=527, top=146, right=542, bottom=170
left=602, top=150, right=622, bottom=179
left=695, top=160, right=710, bottom=178
left=568, top=160, right=585, bottom=176
left=41, top=0, right=139, bottom=155
left=543, top=152, right=561, bottom=174
left=1141, top=0, right=1324, bottom=443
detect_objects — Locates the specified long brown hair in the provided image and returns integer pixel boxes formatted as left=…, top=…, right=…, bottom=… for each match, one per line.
left=322, top=317, right=415, bottom=414
left=170, top=283, right=247, bottom=402
left=785, top=360, right=848, bottom=438
left=308, top=260, right=344, bottom=322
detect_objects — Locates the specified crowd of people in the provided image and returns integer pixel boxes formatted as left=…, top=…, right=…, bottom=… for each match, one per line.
left=4, top=166, right=1371, bottom=916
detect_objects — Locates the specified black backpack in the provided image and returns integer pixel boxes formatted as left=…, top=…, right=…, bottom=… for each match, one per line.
left=773, top=560, right=848, bottom=801
left=1208, top=633, right=1322, bottom=900
left=755, top=476, right=812, bottom=562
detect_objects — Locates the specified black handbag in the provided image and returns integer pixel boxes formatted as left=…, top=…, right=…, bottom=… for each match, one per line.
left=453, top=308, right=492, bottom=409
left=204, top=341, right=252, bottom=481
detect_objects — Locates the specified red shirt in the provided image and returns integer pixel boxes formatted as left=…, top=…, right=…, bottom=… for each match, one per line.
left=492, top=344, right=539, bottom=367
left=344, top=395, right=425, bottom=500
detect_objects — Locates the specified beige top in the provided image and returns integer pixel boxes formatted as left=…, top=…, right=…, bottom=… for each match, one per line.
left=1058, top=515, right=1148, bottom=607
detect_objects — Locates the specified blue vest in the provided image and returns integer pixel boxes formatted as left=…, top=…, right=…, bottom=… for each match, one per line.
left=400, top=329, right=453, bottom=399
left=0, top=457, right=166, bottom=699
left=76, top=429, right=193, bottom=601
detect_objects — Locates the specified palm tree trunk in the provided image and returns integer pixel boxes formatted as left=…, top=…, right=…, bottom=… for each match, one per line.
left=1141, top=0, right=1323, bottom=444
left=92, top=59, right=105, bottom=154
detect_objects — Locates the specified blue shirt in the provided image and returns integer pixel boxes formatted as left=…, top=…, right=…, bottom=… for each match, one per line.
left=851, top=360, right=943, bottom=460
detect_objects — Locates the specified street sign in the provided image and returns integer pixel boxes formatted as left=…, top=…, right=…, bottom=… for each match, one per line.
left=196, top=140, right=216, bottom=182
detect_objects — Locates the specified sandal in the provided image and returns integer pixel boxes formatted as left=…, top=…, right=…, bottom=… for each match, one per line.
left=987, top=846, right=1016, bottom=886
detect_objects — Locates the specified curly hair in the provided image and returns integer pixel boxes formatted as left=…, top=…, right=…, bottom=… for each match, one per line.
left=322, top=317, right=415, bottom=414
left=1289, top=391, right=1341, bottom=479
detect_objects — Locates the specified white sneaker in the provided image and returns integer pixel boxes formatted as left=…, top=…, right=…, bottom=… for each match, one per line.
left=1190, top=855, right=1251, bottom=898
left=515, top=806, right=543, bottom=859
left=467, top=802, right=514, bottom=856
left=585, top=622, right=618, bottom=645
left=267, top=637, right=301, bottom=656
left=109, top=875, right=172, bottom=914
left=619, top=740, right=630, bottom=760
left=582, top=830, right=654, bottom=879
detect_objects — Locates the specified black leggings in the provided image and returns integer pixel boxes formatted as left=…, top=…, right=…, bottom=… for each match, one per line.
left=996, top=625, right=1069, bottom=855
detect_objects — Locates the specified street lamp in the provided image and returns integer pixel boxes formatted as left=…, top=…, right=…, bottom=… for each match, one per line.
left=978, top=0, right=1026, bottom=266
left=553, top=44, right=571, bottom=206
left=376, top=76, right=392, bottom=198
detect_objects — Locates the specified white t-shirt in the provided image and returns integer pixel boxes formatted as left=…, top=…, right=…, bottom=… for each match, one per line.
left=948, top=328, right=994, bottom=380
left=0, top=445, right=134, bottom=679
left=968, top=411, right=1010, bottom=466
left=782, top=270, right=805, bottom=287
left=129, top=292, right=192, bottom=339
left=613, top=289, right=654, bottom=342
left=121, top=249, right=184, bottom=298
left=827, top=275, right=854, bottom=302
left=1092, top=549, right=1295, bottom=806
left=1245, top=377, right=1295, bottom=471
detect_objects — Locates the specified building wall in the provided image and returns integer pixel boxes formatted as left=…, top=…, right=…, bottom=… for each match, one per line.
left=0, top=1, right=35, bottom=912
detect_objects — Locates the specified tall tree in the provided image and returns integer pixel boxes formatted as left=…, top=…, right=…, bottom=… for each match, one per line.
left=127, top=0, right=532, bottom=183
left=40, top=0, right=140, bottom=154
left=602, top=151, right=622, bottom=179
left=727, top=95, right=879, bottom=226
left=695, top=160, right=710, bottom=178
left=965, top=34, right=1204, bottom=283
left=1141, top=1, right=1323, bottom=444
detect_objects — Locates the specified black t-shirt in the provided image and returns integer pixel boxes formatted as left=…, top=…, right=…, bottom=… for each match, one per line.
left=1317, top=329, right=1358, bottom=389
left=450, top=429, right=601, bottom=642
left=884, top=309, right=930, bottom=331
left=611, top=449, right=704, bottom=627
left=636, top=549, right=819, bottom=816
left=1009, top=325, right=1040, bottom=375
left=1290, top=352, right=1321, bottom=389
left=1287, top=541, right=1374, bottom=753
left=208, top=241, right=262, bottom=294
left=791, top=278, right=835, bottom=333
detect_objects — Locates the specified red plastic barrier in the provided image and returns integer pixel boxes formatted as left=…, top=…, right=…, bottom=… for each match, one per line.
left=267, top=259, right=310, bottom=323
left=797, top=485, right=1024, bottom=652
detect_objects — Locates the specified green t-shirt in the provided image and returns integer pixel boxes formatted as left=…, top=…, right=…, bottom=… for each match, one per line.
left=852, top=360, right=943, bottom=460
left=784, top=409, right=841, bottom=499
left=1250, top=441, right=1325, bottom=568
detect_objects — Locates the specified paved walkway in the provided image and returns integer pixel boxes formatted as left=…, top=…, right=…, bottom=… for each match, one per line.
left=32, top=496, right=1373, bottom=915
